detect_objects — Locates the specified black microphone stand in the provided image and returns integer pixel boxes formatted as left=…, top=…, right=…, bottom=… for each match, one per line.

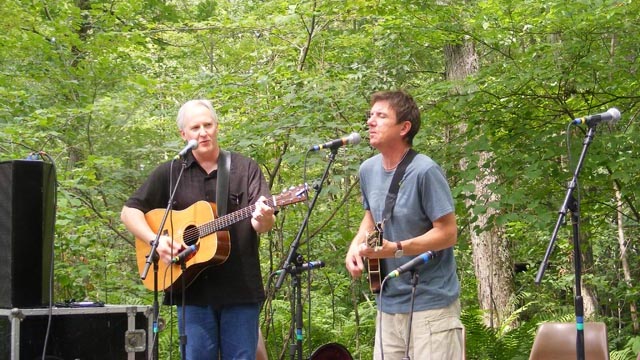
left=535, top=125, right=598, bottom=360
left=140, top=160, right=187, bottom=360
left=179, top=260, right=188, bottom=358
left=402, top=270, right=419, bottom=360
left=278, top=257, right=326, bottom=360
left=274, top=148, right=338, bottom=360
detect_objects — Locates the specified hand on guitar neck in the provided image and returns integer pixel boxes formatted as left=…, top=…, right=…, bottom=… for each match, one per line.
left=362, top=222, right=384, bottom=293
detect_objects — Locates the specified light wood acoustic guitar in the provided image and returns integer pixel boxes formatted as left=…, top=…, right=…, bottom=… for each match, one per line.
left=364, top=221, right=384, bottom=293
left=135, top=185, right=308, bottom=291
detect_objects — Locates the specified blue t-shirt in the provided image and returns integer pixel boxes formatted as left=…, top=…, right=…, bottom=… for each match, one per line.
left=359, top=152, right=459, bottom=313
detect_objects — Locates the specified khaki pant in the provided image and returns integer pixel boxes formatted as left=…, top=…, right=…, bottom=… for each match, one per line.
left=374, top=299, right=464, bottom=360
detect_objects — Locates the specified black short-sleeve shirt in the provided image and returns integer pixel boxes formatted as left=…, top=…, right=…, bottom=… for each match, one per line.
left=125, top=151, right=270, bottom=306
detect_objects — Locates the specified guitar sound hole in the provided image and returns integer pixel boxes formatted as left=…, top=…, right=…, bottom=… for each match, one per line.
left=183, top=225, right=200, bottom=246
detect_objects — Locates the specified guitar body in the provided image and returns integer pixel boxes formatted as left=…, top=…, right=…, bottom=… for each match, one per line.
left=135, top=201, right=230, bottom=291
left=367, top=258, right=382, bottom=293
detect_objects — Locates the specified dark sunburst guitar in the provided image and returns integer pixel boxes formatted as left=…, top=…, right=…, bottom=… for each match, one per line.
left=364, top=221, right=384, bottom=293
left=135, top=185, right=308, bottom=291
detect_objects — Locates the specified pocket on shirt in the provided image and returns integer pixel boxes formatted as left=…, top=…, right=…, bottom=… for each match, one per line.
left=228, top=192, right=244, bottom=211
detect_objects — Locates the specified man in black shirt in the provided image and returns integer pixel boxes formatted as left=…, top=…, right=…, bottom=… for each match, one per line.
left=121, top=99, right=275, bottom=359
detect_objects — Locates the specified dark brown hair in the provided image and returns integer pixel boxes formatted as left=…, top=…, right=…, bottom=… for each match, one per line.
left=370, top=90, right=421, bottom=145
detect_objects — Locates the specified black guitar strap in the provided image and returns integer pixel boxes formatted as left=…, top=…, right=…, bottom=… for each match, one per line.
left=381, top=148, right=417, bottom=223
left=216, top=149, right=231, bottom=217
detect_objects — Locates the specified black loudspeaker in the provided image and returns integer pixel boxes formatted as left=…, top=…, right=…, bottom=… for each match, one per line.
left=0, top=160, right=56, bottom=308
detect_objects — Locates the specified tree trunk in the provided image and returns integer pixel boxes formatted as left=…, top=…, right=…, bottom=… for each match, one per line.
left=464, top=151, right=514, bottom=328
left=444, top=40, right=515, bottom=328
left=614, top=181, right=639, bottom=331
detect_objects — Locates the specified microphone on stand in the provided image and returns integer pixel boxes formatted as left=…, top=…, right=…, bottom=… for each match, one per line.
left=174, top=139, right=198, bottom=159
left=275, top=260, right=325, bottom=275
left=385, top=251, right=436, bottom=280
left=295, top=260, right=325, bottom=272
left=309, top=133, right=361, bottom=151
left=571, top=108, right=620, bottom=127
left=172, top=244, right=198, bottom=264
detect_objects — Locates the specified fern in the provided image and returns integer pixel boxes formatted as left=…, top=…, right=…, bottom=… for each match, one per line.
left=462, top=292, right=572, bottom=360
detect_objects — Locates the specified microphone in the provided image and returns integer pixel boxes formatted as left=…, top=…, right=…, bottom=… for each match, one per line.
left=572, top=107, right=620, bottom=127
left=171, top=244, right=198, bottom=264
left=385, top=251, right=436, bottom=279
left=275, top=260, right=325, bottom=274
left=297, top=260, right=325, bottom=271
left=174, top=139, right=198, bottom=159
left=309, top=133, right=361, bottom=151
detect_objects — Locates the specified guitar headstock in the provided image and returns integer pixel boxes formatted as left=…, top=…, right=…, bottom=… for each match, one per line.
left=274, top=184, right=308, bottom=207
left=365, top=221, right=383, bottom=249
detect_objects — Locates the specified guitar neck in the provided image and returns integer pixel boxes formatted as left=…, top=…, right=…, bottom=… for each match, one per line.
left=199, top=196, right=276, bottom=237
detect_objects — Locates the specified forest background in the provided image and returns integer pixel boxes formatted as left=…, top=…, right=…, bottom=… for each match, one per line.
left=1, top=0, right=639, bottom=359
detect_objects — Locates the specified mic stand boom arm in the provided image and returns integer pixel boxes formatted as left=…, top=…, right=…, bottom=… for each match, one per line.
left=535, top=126, right=597, bottom=360
left=274, top=149, right=338, bottom=360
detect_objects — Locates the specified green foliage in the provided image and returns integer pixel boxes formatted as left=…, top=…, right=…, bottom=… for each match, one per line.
left=462, top=308, right=530, bottom=360
left=2, top=0, right=640, bottom=358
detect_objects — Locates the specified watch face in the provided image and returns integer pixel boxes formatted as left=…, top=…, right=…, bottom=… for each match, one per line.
left=394, top=242, right=403, bottom=258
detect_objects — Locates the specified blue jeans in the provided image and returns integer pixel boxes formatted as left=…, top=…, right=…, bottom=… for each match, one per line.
left=177, top=303, right=260, bottom=360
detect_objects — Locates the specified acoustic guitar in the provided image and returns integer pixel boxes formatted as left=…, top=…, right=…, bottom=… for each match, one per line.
left=135, top=185, right=308, bottom=291
left=364, top=221, right=384, bottom=293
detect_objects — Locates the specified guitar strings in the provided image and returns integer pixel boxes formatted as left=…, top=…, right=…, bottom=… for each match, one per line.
left=182, top=202, right=265, bottom=245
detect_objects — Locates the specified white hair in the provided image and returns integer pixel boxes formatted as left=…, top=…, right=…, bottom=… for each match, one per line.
left=176, top=99, right=218, bottom=130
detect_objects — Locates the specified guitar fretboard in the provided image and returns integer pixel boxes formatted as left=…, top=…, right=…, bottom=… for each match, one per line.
left=183, top=197, right=276, bottom=243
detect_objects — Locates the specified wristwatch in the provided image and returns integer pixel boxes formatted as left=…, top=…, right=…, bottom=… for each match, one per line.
left=394, top=241, right=404, bottom=258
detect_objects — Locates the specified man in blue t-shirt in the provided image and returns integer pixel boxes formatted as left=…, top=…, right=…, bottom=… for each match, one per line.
left=345, top=90, right=464, bottom=359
